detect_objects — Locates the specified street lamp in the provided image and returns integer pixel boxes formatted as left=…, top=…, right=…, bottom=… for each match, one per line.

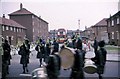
left=0, top=25, right=2, bottom=79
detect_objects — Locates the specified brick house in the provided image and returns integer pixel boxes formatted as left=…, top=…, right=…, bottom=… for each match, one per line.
left=91, top=18, right=109, bottom=43
left=0, top=15, right=26, bottom=45
left=81, top=27, right=94, bottom=40
left=106, top=11, right=120, bottom=46
left=9, top=3, right=49, bottom=42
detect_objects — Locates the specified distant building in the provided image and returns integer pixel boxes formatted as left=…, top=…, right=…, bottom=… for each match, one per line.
left=106, top=11, right=120, bottom=46
left=9, top=3, right=49, bottom=42
left=49, top=30, right=58, bottom=40
left=91, top=18, right=109, bottom=43
left=81, top=27, right=94, bottom=40
left=0, top=15, right=26, bottom=45
left=67, top=30, right=74, bottom=38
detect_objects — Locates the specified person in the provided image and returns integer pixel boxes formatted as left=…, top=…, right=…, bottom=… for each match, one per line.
left=2, top=39, right=11, bottom=74
left=71, top=34, right=76, bottom=49
left=93, top=37, right=98, bottom=57
left=18, top=39, right=30, bottom=73
left=46, top=52, right=61, bottom=79
left=45, top=39, right=51, bottom=63
left=35, top=41, right=45, bottom=67
left=70, top=38, right=86, bottom=79
left=91, top=37, right=98, bottom=62
left=95, top=40, right=107, bottom=79
left=52, top=39, right=59, bottom=54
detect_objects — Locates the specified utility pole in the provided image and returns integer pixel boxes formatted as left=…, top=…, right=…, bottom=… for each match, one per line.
left=0, top=25, right=2, bottom=79
left=78, top=19, right=80, bottom=36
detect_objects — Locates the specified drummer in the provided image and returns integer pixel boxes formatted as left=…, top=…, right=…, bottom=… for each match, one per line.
left=70, top=38, right=86, bottom=79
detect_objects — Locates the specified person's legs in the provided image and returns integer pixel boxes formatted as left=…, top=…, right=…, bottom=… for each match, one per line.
left=39, top=58, right=42, bottom=67
left=22, top=64, right=25, bottom=73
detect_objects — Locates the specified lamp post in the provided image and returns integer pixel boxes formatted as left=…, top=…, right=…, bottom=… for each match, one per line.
left=0, top=25, right=2, bottom=78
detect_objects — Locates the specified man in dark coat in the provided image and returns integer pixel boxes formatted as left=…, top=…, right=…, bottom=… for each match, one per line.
left=95, top=40, right=107, bottom=79
left=52, top=39, right=59, bottom=54
left=93, top=37, right=98, bottom=57
left=35, top=42, right=45, bottom=67
left=2, top=39, right=11, bottom=74
left=45, top=40, right=51, bottom=63
left=18, top=39, right=30, bottom=73
left=71, top=34, right=76, bottom=49
left=46, top=53, right=61, bottom=79
left=70, top=38, right=86, bottom=79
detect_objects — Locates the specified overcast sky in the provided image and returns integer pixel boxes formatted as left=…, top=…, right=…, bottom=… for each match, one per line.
left=0, top=0, right=119, bottom=31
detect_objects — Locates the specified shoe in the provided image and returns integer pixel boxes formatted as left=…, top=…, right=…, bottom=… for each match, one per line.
left=22, top=71, right=25, bottom=73
left=7, top=71, right=9, bottom=74
left=26, top=69, right=29, bottom=72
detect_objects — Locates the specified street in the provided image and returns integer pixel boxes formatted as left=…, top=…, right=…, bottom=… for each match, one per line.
left=6, top=46, right=120, bottom=79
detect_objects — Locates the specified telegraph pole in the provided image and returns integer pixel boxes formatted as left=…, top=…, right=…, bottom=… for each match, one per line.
left=78, top=19, right=80, bottom=35
left=0, top=25, right=2, bottom=79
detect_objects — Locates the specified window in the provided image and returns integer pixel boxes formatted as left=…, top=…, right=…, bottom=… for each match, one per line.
left=10, top=27, right=13, bottom=31
left=116, top=31, right=119, bottom=39
left=6, top=36, right=9, bottom=40
left=117, top=17, right=119, bottom=24
left=11, top=36, right=14, bottom=40
left=33, top=27, right=34, bottom=32
left=112, top=20, right=114, bottom=26
left=32, top=21, right=35, bottom=26
left=17, top=28, right=19, bottom=32
left=111, top=32, right=114, bottom=39
left=14, top=27, right=16, bottom=32
left=6, top=26, right=9, bottom=30
left=2, top=25, right=5, bottom=31
left=108, top=21, right=111, bottom=27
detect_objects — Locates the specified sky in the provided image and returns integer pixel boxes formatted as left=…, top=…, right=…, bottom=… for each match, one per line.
left=0, top=0, right=119, bottom=31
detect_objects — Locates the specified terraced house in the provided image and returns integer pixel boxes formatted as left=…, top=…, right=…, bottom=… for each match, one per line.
left=107, top=11, right=120, bottom=46
left=0, top=15, right=26, bottom=45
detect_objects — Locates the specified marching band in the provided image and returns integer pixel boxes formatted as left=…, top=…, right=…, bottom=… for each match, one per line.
left=1, top=35, right=107, bottom=79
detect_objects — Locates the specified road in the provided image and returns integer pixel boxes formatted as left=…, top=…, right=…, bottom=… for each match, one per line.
left=6, top=46, right=120, bottom=79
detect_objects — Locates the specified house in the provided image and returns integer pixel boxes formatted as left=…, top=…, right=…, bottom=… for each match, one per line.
left=106, top=11, right=120, bottom=46
left=9, top=3, right=49, bottom=42
left=91, top=18, right=109, bottom=43
left=0, top=15, right=26, bottom=45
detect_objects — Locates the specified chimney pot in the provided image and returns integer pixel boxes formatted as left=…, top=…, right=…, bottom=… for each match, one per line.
left=3, top=14, right=5, bottom=18
left=20, top=3, right=23, bottom=9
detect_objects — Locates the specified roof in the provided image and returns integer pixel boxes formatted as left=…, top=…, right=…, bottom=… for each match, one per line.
left=107, top=11, right=120, bottom=21
left=0, top=17, right=26, bottom=29
left=9, top=8, right=33, bottom=15
left=94, top=18, right=108, bottom=26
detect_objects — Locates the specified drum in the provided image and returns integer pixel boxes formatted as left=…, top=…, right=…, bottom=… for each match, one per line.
left=59, top=47, right=75, bottom=69
left=84, top=59, right=97, bottom=74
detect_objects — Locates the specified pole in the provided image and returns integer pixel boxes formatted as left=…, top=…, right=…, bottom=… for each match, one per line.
left=78, top=19, right=80, bottom=35
left=0, top=25, right=2, bottom=79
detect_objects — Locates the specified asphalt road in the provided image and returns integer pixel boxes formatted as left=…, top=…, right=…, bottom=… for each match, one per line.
left=6, top=49, right=120, bottom=79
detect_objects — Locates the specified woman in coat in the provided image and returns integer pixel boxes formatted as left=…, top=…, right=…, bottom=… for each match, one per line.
left=18, top=39, right=30, bottom=73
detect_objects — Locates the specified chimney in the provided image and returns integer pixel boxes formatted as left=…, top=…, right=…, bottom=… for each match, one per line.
left=20, top=3, right=23, bottom=10
left=3, top=14, right=5, bottom=18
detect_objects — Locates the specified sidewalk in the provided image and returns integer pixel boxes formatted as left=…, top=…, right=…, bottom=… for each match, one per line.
left=107, top=54, right=120, bottom=62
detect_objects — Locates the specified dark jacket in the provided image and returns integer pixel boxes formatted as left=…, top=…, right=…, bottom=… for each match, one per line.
left=52, top=41, right=59, bottom=53
left=35, top=44, right=45, bottom=59
left=18, top=44, right=30, bottom=64
left=2, top=42, right=11, bottom=64
left=95, top=47, right=107, bottom=66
